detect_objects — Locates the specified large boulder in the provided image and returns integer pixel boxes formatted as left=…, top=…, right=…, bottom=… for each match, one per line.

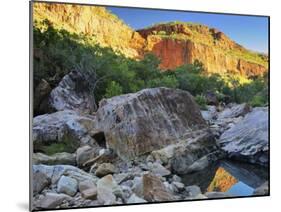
left=49, top=71, right=96, bottom=113
left=94, top=87, right=207, bottom=160
left=219, top=107, right=268, bottom=166
left=33, top=110, right=96, bottom=154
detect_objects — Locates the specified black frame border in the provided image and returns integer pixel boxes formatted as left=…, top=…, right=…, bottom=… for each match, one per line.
left=29, top=1, right=270, bottom=211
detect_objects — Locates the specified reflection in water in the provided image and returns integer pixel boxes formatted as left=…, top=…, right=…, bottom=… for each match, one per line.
left=181, top=160, right=268, bottom=196
left=207, top=167, right=238, bottom=192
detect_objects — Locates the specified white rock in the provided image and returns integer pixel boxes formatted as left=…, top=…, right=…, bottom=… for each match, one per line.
left=148, top=162, right=171, bottom=177
left=127, top=193, right=147, bottom=204
left=97, top=175, right=120, bottom=205
left=57, top=176, right=78, bottom=196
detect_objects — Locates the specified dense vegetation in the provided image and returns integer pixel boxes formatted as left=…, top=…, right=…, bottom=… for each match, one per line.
left=34, top=21, right=268, bottom=111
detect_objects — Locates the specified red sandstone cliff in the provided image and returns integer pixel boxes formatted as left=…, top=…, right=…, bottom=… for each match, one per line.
left=138, top=23, right=268, bottom=77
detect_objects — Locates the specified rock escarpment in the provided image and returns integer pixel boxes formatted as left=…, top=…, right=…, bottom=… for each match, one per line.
left=138, top=23, right=268, bottom=77
left=33, top=2, right=145, bottom=58
left=93, top=87, right=207, bottom=160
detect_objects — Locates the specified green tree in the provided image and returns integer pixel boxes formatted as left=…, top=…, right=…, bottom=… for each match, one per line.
left=105, top=81, right=123, bottom=98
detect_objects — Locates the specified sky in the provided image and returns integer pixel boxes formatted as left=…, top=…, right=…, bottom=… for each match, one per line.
left=107, top=7, right=268, bottom=53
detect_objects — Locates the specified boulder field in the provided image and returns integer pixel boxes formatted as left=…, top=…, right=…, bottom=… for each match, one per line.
left=32, top=85, right=269, bottom=210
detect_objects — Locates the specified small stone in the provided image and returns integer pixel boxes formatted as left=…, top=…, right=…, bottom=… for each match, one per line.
left=121, top=185, right=132, bottom=199
left=143, top=173, right=174, bottom=202
left=253, top=181, right=269, bottom=195
left=148, top=162, right=171, bottom=177
left=57, top=176, right=78, bottom=196
left=33, top=170, right=50, bottom=194
left=76, top=145, right=96, bottom=167
left=185, top=193, right=207, bottom=200
left=127, top=193, right=147, bottom=204
left=172, top=182, right=185, bottom=191
left=78, top=180, right=96, bottom=191
left=205, top=192, right=232, bottom=198
left=114, top=173, right=131, bottom=184
left=172, top=175, right=182, bottom=183
left=163, top=182, right=176, bottom=193
left=81, top=188, right=98, bottom=200
left=146, top=155, right=154, bottom=163
left=79, top=180, right=98, bottom=200
left=97, top=175, right=119, bottom=205
left=38, top=192, right=70, bottom=209
left=95, top=163, right=115, bottom=177
left=185, top=185, right=202, bottom=197
left=132, top=176, right=143, bottom=197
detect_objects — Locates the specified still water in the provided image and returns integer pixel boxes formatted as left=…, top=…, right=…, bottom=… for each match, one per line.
left=181, top=160, right=268, bottom=196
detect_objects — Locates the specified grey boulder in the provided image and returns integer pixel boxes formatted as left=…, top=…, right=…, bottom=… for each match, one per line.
left=219, top=107, right=268, bottom=166
left=33, top=110, right=96, bottom=154
left=94, top=87, right=207, bottom=160
left=49, top=70, right=96, bottom=113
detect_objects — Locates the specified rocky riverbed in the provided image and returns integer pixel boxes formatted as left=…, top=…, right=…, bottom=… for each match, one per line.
left=32, top=74, right=269, bottom=210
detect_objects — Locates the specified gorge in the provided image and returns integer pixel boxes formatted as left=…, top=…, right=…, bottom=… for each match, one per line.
left=31, top=2, right=269, bottom=210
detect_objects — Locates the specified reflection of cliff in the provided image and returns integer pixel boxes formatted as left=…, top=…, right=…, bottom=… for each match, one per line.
left=207, top=167, right=238, bottom=192
left=181, top=163, right=219, bottom=192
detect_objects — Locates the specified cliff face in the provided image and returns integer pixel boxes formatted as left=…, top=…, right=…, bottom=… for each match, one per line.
left=138, top=23, right=268, bottom=77
left=33, top=2, right=145, bottom=58
left=33, top=3, right=268, bottom=78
